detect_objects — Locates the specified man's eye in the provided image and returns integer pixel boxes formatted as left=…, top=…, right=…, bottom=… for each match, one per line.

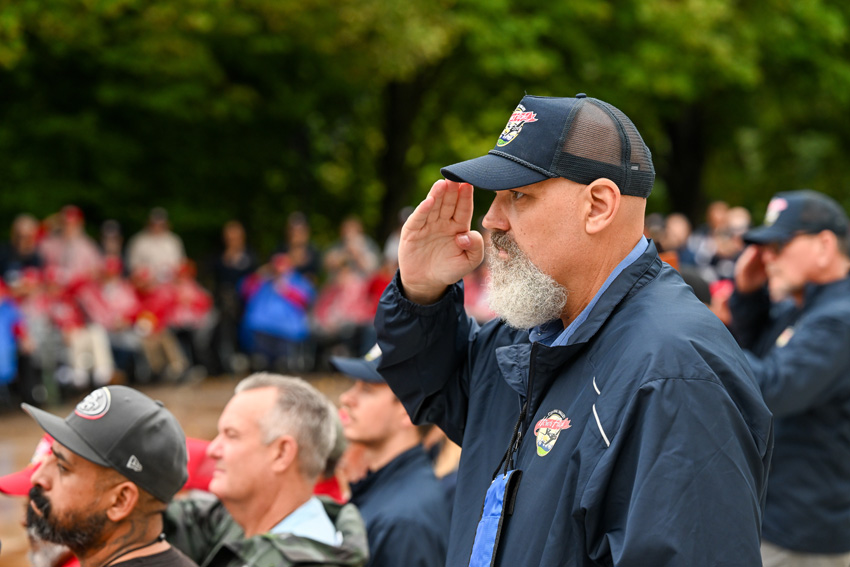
left=510, top=191, right=525, bottom=201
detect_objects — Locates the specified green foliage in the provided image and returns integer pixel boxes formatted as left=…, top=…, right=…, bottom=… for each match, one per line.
left=0, top=0, right=849, bottom=258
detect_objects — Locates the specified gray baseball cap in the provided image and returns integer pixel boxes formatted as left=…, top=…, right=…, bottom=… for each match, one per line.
left=22, top=385, right=188, bottom=503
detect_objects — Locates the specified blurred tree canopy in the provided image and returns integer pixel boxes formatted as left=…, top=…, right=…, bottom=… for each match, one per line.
left=1, top=0, right=849, bottom=259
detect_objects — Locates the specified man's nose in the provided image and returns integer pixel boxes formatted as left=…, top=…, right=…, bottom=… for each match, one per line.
left=482, top=192, right=510, bottom=233
left=339, top=385, right=358, bottom=407
left=207, top=436, right=223, bottom=459
left=29, top=462, right=49, bottom=490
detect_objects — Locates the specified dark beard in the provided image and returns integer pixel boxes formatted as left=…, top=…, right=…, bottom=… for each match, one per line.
left=26, top=486, right=108, bottom=555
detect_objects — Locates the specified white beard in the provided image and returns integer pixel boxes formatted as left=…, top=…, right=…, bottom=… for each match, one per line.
left=486, top=231, right=568, bottom=330
left=27, top=526, right=74, bottom=567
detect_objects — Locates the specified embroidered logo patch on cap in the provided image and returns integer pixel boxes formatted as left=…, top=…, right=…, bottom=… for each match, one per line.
left=534, top=409, right=571, bottom=457
left=364, top=343, right=382, bottom=362
left=764, top=198, right=789, bottom=226
left=74, top=388, right=112, bottom=420
left=497, top=104, right=538, bottom=147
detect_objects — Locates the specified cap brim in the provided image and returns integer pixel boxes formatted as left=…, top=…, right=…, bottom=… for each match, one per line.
left=0, top=465, right=37, bottom=495
left=330, top=356, right=385, bottom=383
left=441, top=153, right=550, bottom=191
left=742, top=224, right=793, bottom=245
left=21, top=404, right=110, bottom=468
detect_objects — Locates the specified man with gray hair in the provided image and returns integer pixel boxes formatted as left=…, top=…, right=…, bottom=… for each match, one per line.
left=164, top=373, right=368, bottom=567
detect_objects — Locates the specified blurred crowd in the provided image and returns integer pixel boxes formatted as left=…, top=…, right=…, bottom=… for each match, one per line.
left=0, top=199, right=750, bottom=410
left=645, top=200, right=752, bottom=323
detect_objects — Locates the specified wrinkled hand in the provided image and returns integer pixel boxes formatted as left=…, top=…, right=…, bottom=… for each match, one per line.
left=398, top=180, right=485, bottom=304
left=734, top=244, right=767, bottom=293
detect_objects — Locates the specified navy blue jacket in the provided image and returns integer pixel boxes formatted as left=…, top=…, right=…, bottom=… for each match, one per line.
left=376, top=242, right=773, bottom=567
left=730, top=277, right=850, bottom=553
left=350, top=445, right=450, bottom=567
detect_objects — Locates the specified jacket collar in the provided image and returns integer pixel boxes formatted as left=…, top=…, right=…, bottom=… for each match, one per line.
left=496, top=240, right=663, bottom=406
left=349, top=445, right=427, bottom=499
left=804, top=274, right=850, bottom=307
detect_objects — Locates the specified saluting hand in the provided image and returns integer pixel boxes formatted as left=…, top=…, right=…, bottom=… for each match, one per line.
left=734, top=244, right=768, bottom=294
left=398, top=180, right=484, bottom=305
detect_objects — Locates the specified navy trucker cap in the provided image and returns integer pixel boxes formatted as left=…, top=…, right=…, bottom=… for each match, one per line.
left=22, top=385, right=188, bottom=503
left=330, top=344, right=385, bottom=383
left=441, top=93, right=655, bottom=197
left=743, top=190, right=849, bottom=245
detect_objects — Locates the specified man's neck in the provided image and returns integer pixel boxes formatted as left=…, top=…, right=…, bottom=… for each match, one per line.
left=559, top=236, right=644, bottom=327
left=811, top=258, right=850, bottom=288
left=361, top=433, right=420, bottom=473
left=227, top=481, right=313, bottom=538
left=78, top=523, right=168, bottom=567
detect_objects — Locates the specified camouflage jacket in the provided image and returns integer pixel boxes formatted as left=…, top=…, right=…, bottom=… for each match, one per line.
left=164, top=495, right=369, bottom=567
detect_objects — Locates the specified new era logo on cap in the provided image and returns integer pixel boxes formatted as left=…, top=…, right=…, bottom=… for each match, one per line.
left=126, top=455, right=143, bottom=472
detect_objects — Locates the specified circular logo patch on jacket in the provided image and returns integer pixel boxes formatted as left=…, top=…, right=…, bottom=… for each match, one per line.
left=534, top=409, right=571, bottom=457
left=74, top=388, right=112, bottom=420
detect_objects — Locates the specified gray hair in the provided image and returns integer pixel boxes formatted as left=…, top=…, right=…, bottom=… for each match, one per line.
left=235, top=373, right=337, bottom=481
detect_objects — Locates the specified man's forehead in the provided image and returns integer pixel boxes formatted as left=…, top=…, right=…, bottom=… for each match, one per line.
left=52, top=442, right=97, bottom=472
left=51, top=441, right=73, bottom=461
left=355, top=379, right=391, bottom=391
left=232, top=387, right=277, bottom=409
left=503, top=176, right=583, bottom=194
left=220, top=390, right=274, bottom=428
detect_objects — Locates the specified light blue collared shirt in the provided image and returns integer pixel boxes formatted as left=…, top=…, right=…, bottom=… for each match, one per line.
left=270, top=496, right=341, bottom=546
left=531, top=236, right=649, bottom=347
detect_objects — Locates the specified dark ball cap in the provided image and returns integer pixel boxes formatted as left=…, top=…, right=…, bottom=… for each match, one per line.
left=743, top=190, right=849, bottom=245
left=330, top=344, right=385, bottom=383
left=22, top=385, right=188, bottom=503
left=441, top=93, right=655, bottom=197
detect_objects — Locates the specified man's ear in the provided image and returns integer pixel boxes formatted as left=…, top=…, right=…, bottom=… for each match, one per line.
left=270, top=435, right=298, bottom=474
left=106, top=481, right=139, bottom=522
left=815, top=230, right=839, bottom=268
left=585, top=178, right=621, bottom=235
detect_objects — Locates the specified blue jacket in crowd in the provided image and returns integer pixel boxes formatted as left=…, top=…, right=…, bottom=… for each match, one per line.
left=376, top=242, right=773, bottom=567
left=350, top=445, right=450, bottom=567
left=730, top=277, right=850, bottom=554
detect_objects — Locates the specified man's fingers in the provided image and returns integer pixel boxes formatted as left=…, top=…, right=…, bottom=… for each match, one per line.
left=425, top=180, right=447, bottom=226
left=403, top=194, right=436, bottom=234
left=453, top=183, right=475, bottom=226
left=439, top=180, right=460, bottom=221
left=403, top=179, right=475, bottom=240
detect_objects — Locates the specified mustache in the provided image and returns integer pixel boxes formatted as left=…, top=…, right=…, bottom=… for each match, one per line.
left=489, top=230, right=510, bottom=249
left=29, top=486, right=51, bottom=517
left=489, top=230, right=520, bottom=256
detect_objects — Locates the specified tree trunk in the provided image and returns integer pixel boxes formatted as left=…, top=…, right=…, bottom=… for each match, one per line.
left=376, top=79, right=429, bottom=242
left=662, top=104, right=707, bottom=225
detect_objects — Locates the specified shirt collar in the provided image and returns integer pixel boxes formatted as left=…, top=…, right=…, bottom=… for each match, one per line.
left=269, top=496, right=341, bottom=547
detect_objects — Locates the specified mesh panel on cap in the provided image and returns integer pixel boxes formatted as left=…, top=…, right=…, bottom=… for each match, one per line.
left=551, top=99, right=654, bottom=198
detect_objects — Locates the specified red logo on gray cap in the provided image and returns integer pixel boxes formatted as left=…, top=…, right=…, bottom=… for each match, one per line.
left=74, top=388, right=112, bottom=420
